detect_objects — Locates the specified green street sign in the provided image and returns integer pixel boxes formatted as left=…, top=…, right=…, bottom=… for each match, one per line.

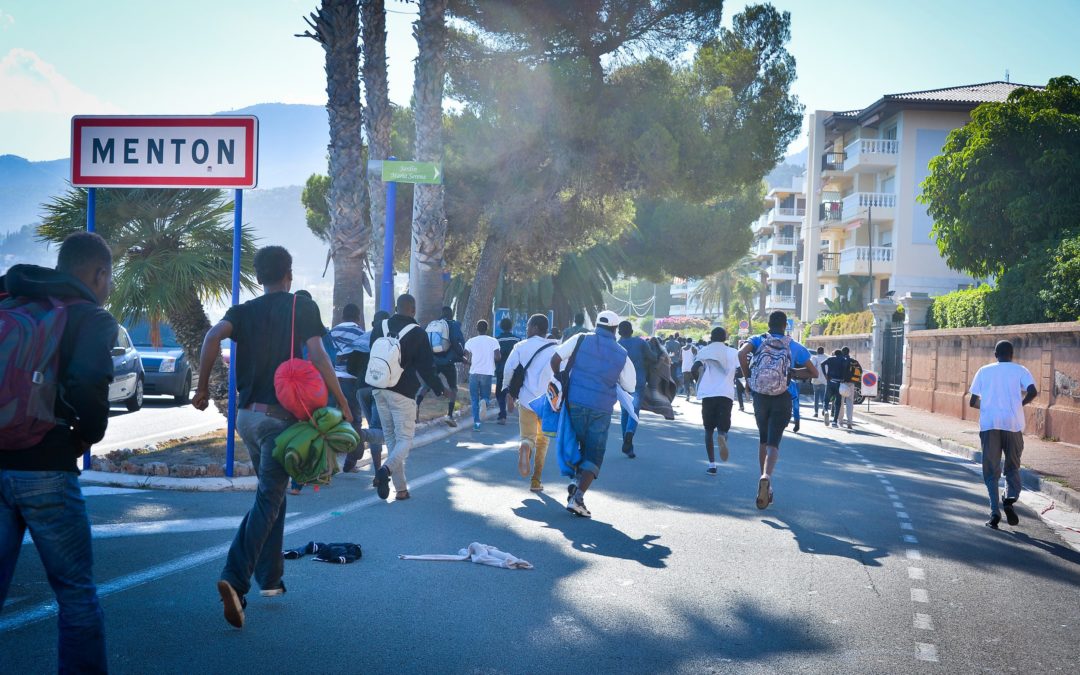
left=381, top=160, right=442, bottom=184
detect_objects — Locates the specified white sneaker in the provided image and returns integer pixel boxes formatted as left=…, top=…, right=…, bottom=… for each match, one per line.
left=566, top=495, right=591, bottom=518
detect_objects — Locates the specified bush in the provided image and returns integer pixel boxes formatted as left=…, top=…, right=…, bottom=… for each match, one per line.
left=804, top=310, right=873, bottom=340
left=928, top=285, right=992, bottom=329
left=1040, top=234, right=1080, bottom=321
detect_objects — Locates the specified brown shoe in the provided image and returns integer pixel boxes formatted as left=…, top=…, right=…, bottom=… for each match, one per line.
left=217, top=580, right=246, bottom=628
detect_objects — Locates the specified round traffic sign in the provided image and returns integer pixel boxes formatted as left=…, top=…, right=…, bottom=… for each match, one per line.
left=739, top=320, right=749, bottom=329
left=862, top=371, right=878, bottom=387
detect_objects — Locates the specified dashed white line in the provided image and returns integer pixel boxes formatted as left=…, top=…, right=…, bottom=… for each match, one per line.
left=910, top=588, right=929, bottom=603
left=896, top=511, right=909, bottom=519
left=915, top=643, right=939, bottom=662
left=885, top=486, right=897, bottom=493
left=903, top=535, right=919, bottom=544
left=914, top=613, right=935, bottom=630
left=900, top=522, right=915, bottom=531
left=891, top=501, right=905, bottom=509
left=906, top=549, right=923, bottom=560
left=908, top=567, right=926, bottom=580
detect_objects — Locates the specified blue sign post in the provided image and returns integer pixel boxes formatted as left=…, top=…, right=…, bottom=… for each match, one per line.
left=380, top=156, right=397, bottom=313
left=224, top=189, right=243, bottom=477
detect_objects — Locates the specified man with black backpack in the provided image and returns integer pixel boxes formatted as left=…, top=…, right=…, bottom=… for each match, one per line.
left=1, top=232, right=117, bottom=673
left=503, top=314, right=557, bottom=492
left=494, top=317, right=520, bottom=426
left=369, top=294, right=446, bottom=502
left=738, top=311, right=817, bottom=510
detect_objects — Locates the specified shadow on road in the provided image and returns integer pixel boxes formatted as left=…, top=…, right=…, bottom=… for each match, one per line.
left=512, top=493, right=672, bottom=568
left=761, top=518, right=887, bottom=567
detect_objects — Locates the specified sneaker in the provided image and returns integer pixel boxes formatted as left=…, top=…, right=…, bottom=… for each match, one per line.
left=260, top=582, right=287, bottom=598
left=717, top=433, right=729, bottom=463
left=497, top=417, right=507, bottom=425
left=621, top=432, right=635, bottom=458
left=445, top=415, right=458, bottom=428
left=566, top=495, right=592, bottom=518
left=530, top=479, right=544, bottom=492
left=567, top=481, right=578, bottom=500
left=706, top=466, right=717, bottom=475
left=472, top=422, right=482, bottom=431
left=792, top=421, right=800, bottom=434
left=756, top=476, right=772, bottom=510
left=517, top=441, right=533, bottom=478
left=831, top=421, right=838, bottom=428
left=217, top=580, right=246, bottom=628
left=986, top=512, right=1001, bottom=529
left=813, top=411, right=818, bottom=417
left=1002, top=493, right=1020, bottom=526
left=374, top=466, right=391, bottom=500
left=846, top=422, right=853, bottom=430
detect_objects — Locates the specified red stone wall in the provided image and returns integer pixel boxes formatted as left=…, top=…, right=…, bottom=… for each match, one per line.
left=900, top=323, right=1080, bottom=444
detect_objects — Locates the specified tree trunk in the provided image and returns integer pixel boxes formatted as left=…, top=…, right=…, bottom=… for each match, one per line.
left=168, top=289, right=229, bottom=415
left=461, top=231, right=510, bottom=340
left=362, top=0, right=391, bottom=313
left=409, top=0, right=449, bottom=325
left=316, top=0, right=369, bottom=324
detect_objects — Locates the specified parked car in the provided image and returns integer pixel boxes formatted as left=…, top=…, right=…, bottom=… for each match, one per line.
left=109, top=326, right=144, bottom=411
left=125, top=320, right=193, bottom=404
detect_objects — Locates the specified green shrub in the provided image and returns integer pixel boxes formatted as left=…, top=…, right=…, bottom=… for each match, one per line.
left=928, top=285, right=992, bottom=328
left=1039, top=234, right=1080, bottom=321
left=804, top=311, right=873, bottom=339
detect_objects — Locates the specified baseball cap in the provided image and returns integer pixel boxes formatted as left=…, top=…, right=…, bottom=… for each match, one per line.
left=596, top=310, right=621, bottom=327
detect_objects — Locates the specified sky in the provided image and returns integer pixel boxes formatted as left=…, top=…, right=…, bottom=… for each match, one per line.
left=2, top=0, right=1079, bottom=162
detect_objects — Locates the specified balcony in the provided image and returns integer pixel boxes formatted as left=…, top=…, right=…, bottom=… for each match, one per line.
left=750, top=214, right=772, bottom=235
left=817, top=252, right=840, bottom=277
left=844, top=138, right=899, bottom=173
left=821, top=151, right=846, bottom=172
left=767, top=294, right=797, bottom=310
left=766, top=206, right=805, bottom=225
left=819, top=201, right=843, bottom=228
left=838, top=246, right=894, bottom=276
left=766, top=264, right=797, bottom=280
left=840, top=192, right=896, bottom=224
left=762, top=235, right=797, bottom=254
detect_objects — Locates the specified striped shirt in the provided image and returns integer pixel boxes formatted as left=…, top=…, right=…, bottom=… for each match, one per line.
left=330, top=321, right=366, bottom=378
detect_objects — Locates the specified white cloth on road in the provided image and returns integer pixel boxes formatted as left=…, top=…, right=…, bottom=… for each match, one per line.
left=398, top=542, right=534, bottom=570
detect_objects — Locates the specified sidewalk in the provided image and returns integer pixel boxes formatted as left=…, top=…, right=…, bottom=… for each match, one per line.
left=852, top=402, right=1080, bottom=511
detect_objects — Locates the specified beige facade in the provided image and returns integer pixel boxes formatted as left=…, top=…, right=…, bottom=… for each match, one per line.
left=751, top=175, right=805, bottom=316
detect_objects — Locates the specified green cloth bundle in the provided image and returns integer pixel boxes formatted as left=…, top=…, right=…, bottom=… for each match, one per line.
left=272, top=406, right=361, bottom=485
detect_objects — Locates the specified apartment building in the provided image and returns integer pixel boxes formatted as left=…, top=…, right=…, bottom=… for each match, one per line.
left=799, top=81, right=1035, bottom=321
left=751, top=175, right=806, bottom=316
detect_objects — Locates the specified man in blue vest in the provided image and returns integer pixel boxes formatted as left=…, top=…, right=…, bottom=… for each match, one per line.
left=550, top=310, right=636, bottom=518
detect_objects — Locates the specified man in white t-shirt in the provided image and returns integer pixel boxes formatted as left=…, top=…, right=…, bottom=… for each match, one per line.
left=809, top=346, right=829, bottom=419
left=969, top=340, right=1038, bottom=529
left=680, top=339, right=698, bottom=400
left=503, top=314, right=557, bottom=492
left=464, top=320, right=502, bottom=431
left=691, top=327, right=741, bottom=475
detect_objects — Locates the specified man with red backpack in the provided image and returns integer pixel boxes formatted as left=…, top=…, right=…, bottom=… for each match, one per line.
left=738, top=311, right=817, bottom=510
left=0, top=232, right=117, bottom=673
left=193, top=245, right=352, bottom=629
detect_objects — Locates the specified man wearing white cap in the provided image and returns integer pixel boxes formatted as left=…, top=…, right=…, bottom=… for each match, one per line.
left=550, top=310, right=636, bottom=518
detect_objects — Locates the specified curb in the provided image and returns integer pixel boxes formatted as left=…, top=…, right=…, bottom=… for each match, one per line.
left=853, top=410, right=1080, bottom=513
left=80, top=405, right=504, bottom=493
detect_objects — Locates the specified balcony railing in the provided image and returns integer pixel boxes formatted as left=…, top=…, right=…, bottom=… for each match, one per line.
left=776, top=207, right=806, bottom=217
left=768, top=295, right=797, bottom=308
left=768, top=264, right=796, bottom=277
left=821, top=151, right=846, bottom=171
left=841, top=192, right=896, bottom=220
left=774, top=235, right=796, bottom=246
left=820, top=201, right=843, bottom=222
left=845, top=138, right=899, bottom=157
left=817, top=252, right=839, bottom=273
left=840, top=246, right=894, bottom=264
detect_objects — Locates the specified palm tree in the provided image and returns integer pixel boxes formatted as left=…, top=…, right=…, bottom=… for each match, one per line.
left=734, top=275, right=760, bottom=322
left=689, top=256, right=760, bottom=319
left=299, top=0, right=370, bottom=324
left=38, top=188, right=258, bottom=413
left=362, top=0, right=392, bottom=310
left=409, top=0, right=449, bottom=324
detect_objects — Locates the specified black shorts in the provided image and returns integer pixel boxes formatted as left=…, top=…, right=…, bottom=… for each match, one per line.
left=752, top=392, right=792, bottom=447
left=436, top=362, right=458, bottom=390
left=701, top=396, right=733, bottom=433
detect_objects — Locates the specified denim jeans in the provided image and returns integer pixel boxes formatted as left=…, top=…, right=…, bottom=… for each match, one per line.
left=569, top=404, right=613, bottom=479
left=357, top=385, right=383, bottom=460
left=373, top=388, right=417, bottom=492
left=813, top=383, right=828, bottom=415
left=0, top=470, right=107, bottom=673
left=620, top=386, right=644, bottom=437
left=495, top=368, right=508, bottom=420
left=469, top=373, right=494, bottom=424
left=222, top=409, right=292, bottom=596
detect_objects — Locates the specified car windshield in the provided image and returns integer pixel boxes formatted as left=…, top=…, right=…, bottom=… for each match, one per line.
left=125, top=320, right=181, bottom=349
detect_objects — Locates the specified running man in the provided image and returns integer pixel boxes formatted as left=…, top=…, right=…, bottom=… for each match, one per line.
left=617, top=320, right=655, bottom=459
left=691, top=327, right=740, bottom=475
left=810, top=346, right=829, bottom=419
left=738, top=311, right=817, bottom=509
left=504, top=314, right=557, bottom=492
left=681, top=338, right=698, bottom=400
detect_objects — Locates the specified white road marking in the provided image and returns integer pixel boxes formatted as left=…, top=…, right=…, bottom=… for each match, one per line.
left=896, top=511, right=909, bottom=519
left=885, top=486, right=896, bottom=493
left=891, top=501, right=904, bottom=508
left=81, top=486, right=144, bottom=497
left=910, top=588, right=929, bottom=603
left=906, top=549, right=923, bottom=560
left=0, top=443, right=511, bottom=633
left=914, top=613, right=934, bottom=630
left=22, top=514, right=301, bottom=545
left=903, top=535, right=919, bottom=544
left=900, top=522, right=915, bottom=531
left=908, top=567, right=926, bottom=580
left=880, top=479, right=892, bottom=486
left=915, top=643, right=939, bottom=662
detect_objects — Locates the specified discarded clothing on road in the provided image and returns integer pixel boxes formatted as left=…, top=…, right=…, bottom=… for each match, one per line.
left=273, top=406, right=361, bottom=485
left=284, top=541, right=363, bottom=564
left=399, top=542, right=533, bottom=570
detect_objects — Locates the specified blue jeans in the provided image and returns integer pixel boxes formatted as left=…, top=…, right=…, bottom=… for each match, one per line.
left=469, top=373, right=494, bottom=424
left=223, top=409, right=292, bottom=596
left=813, top=383, right=828, bottom=415
left=0, top=470, right=107, bottom=673
left=495, top=368, right=508, bottom=420
left=569, top=404, right=613, bottom=479
left=620, top=386, right=644, bottom=437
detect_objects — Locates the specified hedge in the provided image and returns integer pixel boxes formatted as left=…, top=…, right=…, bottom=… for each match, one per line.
left=804, top=310, right=873, bottom=340
left=927, top=285, right=992, bottom=329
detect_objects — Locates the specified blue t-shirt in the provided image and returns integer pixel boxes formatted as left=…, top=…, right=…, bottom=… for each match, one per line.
left=747, top=332, right=811, bottom=368
left=618, top=335, right=651, bottom=389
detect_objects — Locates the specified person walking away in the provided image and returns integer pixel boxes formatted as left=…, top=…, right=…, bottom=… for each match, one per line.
left=738, top=311, right=816, bottom=510
left=788, top=379, right=801, bottom=433
left=838, top=346, right=859, bottom=428
left=667, top=333, right=683, bottom=394
left=691, top=327, right=740, bottom=475
left=368, top=294, right=446, bottom=502
left=0, top=232, right=117, bottom=672
left=681, top=338, right=698, bottom=400
left=617, top=321, right=655, bottom=459
left=734, top=356, right=747, bottom=412
left=504, top=314, right=556, bottom=491
left=562, top=312, right=587, bottom=343
left=551, top=310, right=635, bottom=517
left=494, top=317, right=520, bottom=426
left=194, top=245, right=353, bottom=629
left=329, top=303, right=369, bottom=473
left=821, top=349, right=847, bottom=428
left=810, top=346, right=829, bottom=419
left=349, top=310, right=387, bottom=486
left=969, top=340, right=1037, bottom=529
left=418, top=305, right=464, bottom=426
left=464, top=320, right=501, bottom=431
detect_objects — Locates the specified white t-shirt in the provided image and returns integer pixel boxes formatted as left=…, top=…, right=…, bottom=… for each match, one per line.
left=681, top=346, right=697, bottom=374
left=464, top=334, right=501, bottom=376
left=969, top=361, right=1036, bottom=432
left=693, top=342, right=740, bottom=400
left=810, top=353, right=829, bottom=385
left=503, top=336, right=557, bottom=404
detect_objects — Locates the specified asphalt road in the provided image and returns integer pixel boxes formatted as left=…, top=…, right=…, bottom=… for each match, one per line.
left=3, top=398, right=1080, bottom=673
left=95, top=397, right=227, bottom=453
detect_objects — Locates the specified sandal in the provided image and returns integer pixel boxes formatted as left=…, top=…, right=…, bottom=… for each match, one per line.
left=395, top=490, right=411, bottom=501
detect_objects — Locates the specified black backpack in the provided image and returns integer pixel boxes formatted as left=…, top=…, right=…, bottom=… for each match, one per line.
left=504, top=342, right=555, bottom=399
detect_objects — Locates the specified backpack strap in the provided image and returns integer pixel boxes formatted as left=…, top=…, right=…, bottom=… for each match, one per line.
left=290, top=294, right=297, bottom=358
left=524, top=342, right=555, bottom=371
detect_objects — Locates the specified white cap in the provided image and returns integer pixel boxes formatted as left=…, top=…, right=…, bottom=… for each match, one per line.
left=596, top=310, right=621, bottom=327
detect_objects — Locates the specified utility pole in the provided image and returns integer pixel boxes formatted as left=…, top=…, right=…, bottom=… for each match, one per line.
left=868, top=204, right=874, bottom=304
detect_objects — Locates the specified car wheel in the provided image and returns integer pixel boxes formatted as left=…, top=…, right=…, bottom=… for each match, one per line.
left=126, top=378, right=144, bottom=412
left=175, top=371, right=192, bottom=404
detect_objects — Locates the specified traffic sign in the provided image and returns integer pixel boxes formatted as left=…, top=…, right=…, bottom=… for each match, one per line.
left=862, top=370, right=879, bottom=398
left=71, top=116, right=258, bottom=188
left=738, top=320, right=749, bottom=329
left=381, top=160, right=442, bottom=184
